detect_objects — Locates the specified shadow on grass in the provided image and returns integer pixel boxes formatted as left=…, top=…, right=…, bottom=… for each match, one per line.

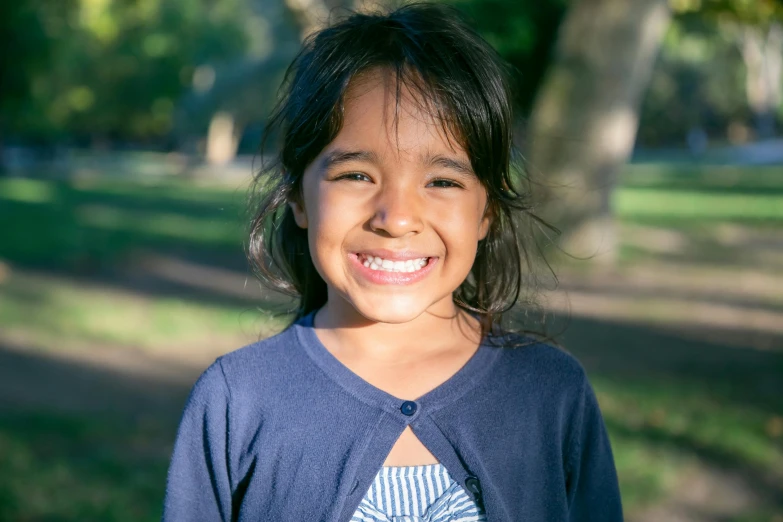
left=605, top=418, right=783, bottom=509
left=556, top=316, right=783, bottom=514
left=560, top=281, right=783, bottom=314
left=2, top=310, right=782, bottom=519
left=559, top=316, right=783, bottom=416
left=0, top=341, right=196, bottom=522
left=0, top=178, right=248, bottom=274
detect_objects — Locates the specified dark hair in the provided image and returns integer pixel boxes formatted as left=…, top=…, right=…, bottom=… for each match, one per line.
left=248, top=2, right=552, bottom=340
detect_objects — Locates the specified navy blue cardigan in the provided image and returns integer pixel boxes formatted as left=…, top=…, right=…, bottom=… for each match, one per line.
left=163, top=313, right=623, bottom=521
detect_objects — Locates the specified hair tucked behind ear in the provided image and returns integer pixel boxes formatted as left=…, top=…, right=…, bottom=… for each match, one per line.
left=247, top=2, right=558, bottom=344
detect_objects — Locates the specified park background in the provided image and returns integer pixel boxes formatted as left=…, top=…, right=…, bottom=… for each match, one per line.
left=1, top=0, right=782, bottom=520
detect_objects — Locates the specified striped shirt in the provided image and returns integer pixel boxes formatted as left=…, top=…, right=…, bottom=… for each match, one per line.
left=351, top=464, right=487, bottom=521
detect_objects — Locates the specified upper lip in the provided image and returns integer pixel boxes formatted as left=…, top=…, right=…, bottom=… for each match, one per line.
left=354, top=249, right=434, bottom=261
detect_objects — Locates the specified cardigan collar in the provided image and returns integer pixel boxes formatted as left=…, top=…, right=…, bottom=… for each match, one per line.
left=293, top=311, right=502, bottom=417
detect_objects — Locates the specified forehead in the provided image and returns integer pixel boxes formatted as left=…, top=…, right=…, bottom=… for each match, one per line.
left=331, top=68, right=468, bottom=161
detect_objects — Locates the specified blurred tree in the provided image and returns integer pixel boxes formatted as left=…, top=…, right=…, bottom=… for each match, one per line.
left=676, top=0, right=783, bottom=138
left=636, top=9, right=781, bottom=147
left=738, top=23, right=782, bottom=138
left=527, top=0, right=672, bottom=267
left=0, top=0, right=77, bottom=170
left=180, top=0, right=299, bottom=164
left=2, top=0, right=268, bottom=146
left=440, top=0, right=567, bottom=115
left=526, top=0, right=782, bottom=266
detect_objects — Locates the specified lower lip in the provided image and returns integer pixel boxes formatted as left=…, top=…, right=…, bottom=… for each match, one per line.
left=348, top=254, right=438, bottom=285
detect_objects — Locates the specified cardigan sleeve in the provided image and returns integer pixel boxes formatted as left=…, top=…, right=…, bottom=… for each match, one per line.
left=565, top=376, right=624, bottom=521
left=162, top=360, right=233, bottom=522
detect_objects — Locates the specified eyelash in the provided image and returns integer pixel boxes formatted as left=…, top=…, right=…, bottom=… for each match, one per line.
left=333, top=173, right=463, bottom=189
left=334, top=172, right=371, bottom=182
left=428, top=178, right=463, bottom=189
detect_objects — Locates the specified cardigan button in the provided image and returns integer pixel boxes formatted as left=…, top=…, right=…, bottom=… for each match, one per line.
left=465, top=476, right=484, bottom=508
left=400, top=401, right=417, bottom=416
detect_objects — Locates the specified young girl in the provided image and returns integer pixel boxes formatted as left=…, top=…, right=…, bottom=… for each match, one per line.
left=163, top=4, right=623, bottom=521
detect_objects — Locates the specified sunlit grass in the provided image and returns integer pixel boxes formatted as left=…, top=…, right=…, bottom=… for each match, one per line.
left=622, top=163, right=783, bottom=189
left=75, top=204, right=241, bottom=245
left=2, top=167, right=783, bottom=519
left=0, top=178, right=59, bottom=203
left=0, top=177, right=248, bottom=269
left=0, top=272, right=283, bottom=357
left=3, top=169, right=783, bottom=270
left=615, top=188, right=783, bottom=221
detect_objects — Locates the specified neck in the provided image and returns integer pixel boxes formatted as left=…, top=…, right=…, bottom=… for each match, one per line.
left=313, top=298, right=482, bottom=364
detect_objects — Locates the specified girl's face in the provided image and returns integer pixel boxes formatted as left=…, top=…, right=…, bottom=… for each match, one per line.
left=291, top=70, right=490, bottom=325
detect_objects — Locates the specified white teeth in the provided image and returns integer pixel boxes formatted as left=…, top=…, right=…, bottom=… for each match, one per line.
left=360, top=255, right=428, bottom=273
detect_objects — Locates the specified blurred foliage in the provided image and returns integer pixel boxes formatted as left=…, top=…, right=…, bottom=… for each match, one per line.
left=443, top=0, right=566, bottom=113
left=1, top=0, right=781, bottom=145
left=638, top=16, right=748, bottom=146
left=673, top=0, right=783, bottom=26
left=639, top=0, right=783, bottom=145
left=1, top=0, right=267, bottom=142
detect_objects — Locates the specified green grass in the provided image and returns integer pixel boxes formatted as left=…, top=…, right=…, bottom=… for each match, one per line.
left=0, top=177, right=249, bottom=271
left=616, top=164, right=783, bottom=226
left=0, top=272, right=282, bottom=354
left=0, top=413, right=171, bottom=522
left=1, top=164, right=782, bottom=519
left=2, top=165, right=783, bottom=270
left=615, top=189, right=783, bottom=221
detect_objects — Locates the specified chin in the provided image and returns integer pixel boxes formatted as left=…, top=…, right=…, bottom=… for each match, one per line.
left=351, top=296, right=431, bottom=325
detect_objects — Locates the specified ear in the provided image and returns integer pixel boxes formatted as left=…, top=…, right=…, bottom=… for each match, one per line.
left=478, top=203, right=492, bottom=241
left=288, top=197, right=308, bottom=229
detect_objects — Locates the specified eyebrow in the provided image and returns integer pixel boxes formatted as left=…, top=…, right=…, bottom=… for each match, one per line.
left=320, top=149, right=379, bottom=170
left=320, top=148, right=474, bottom=176
left=424, top=154, right=474, bottom=176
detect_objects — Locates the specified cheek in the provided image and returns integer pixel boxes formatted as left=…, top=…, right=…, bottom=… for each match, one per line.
left=434, top=203, right=485, bottom=265
left=306, top=192, right=359, bottom=265
left=440, top=197, right=487, bottom=234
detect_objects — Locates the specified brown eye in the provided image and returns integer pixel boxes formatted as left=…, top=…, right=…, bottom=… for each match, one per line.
left=428, top=178, right=462, bottom=188
left=335, top=172, right=371, bottom=182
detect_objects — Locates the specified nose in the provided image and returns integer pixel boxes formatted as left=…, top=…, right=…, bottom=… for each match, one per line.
left=368, top=182, right=423, bottom=238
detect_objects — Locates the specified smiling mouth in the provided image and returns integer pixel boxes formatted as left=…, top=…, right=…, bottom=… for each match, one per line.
left=357, top=253, right=432, bottom=273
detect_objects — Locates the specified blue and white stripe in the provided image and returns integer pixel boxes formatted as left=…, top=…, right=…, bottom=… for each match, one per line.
left=351, top=464, right=486, bottom=522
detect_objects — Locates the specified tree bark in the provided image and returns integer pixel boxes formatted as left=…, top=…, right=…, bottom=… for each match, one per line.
left=740, top=23, right=782, bottom=139
left=206, top=111, right=241, bottom=165
left=527, top=0, right=671, bottom=268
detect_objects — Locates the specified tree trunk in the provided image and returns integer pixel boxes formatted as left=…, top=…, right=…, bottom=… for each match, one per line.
left=206, top=111, right=241, bottom=165
left=527, top=0, right=671, bottom=268
left=740, top=23, right=782, bottom=139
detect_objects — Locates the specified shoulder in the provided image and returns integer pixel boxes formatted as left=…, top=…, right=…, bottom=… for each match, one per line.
left=194, top=322, right=309, bottom=403
left=483, top=335, right=601, bottom=445
left=480, top=333, right=594, bottom=425
left=217, top=322, right=303, bottom=373
left=490, top=333, right=589, bottom=390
